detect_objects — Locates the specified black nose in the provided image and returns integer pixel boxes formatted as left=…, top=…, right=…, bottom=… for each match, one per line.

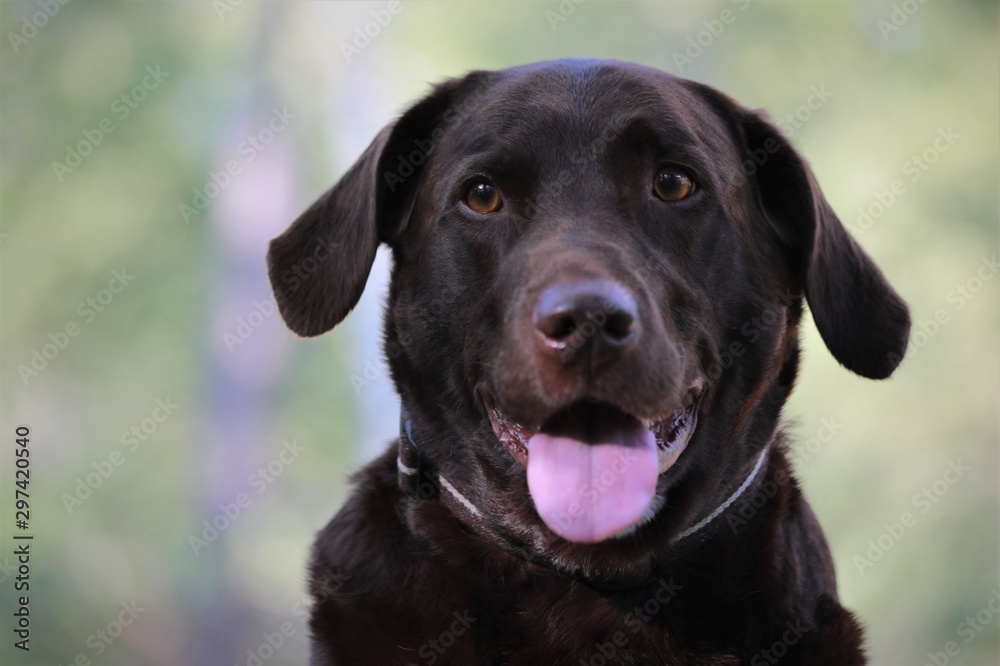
left=532, top=280, right=639, bottom=365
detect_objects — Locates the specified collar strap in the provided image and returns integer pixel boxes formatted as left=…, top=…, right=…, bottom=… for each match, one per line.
left=670, top=444, right=770, bottom=544
left=398, top=412, right=482, bottom=517
left=398, top=412, right=769, bottom=542
left=397, top=411, right=437, bottom=499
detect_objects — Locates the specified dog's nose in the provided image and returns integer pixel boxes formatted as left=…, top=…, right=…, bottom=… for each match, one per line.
left=532, top=280, right=639, bottom=365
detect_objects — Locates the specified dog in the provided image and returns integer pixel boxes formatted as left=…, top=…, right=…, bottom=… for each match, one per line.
left=267, top=59, right=909, bottom=665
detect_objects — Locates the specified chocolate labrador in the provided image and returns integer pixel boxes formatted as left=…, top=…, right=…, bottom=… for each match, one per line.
left=267, top=59, right=909, bottom=665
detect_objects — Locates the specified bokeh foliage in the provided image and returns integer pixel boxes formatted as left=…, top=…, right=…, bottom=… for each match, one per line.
left=1, top=1, right=997, bottom=664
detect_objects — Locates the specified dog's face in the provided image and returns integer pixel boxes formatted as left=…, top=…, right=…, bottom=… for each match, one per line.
left=268, top=60, right=908, bottom=575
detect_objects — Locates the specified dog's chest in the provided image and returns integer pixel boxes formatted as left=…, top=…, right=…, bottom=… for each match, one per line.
left=394, top=569, right=741, bottom=665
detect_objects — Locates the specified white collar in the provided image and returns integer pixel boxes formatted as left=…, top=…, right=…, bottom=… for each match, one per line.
left=397, top=428, right=770, bottom=544
left=670, top=445, right=770, bottom=543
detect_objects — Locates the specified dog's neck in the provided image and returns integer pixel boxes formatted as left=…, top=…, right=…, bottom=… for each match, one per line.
left=396, top=410, right=771, bottom=548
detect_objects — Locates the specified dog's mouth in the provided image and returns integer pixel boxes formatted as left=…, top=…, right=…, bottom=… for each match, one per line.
left=486, top=394, right=700, bottom=543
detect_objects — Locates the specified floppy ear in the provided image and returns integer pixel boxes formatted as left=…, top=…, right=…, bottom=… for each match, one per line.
left=266, top=73, right=486, bottom=337
left=739, top=112, right=910, bottom=379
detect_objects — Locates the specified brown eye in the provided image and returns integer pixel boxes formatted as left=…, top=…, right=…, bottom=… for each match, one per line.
left=653, top=168, right=695, bottom=202
left=463, top=179, right=503, bottom=214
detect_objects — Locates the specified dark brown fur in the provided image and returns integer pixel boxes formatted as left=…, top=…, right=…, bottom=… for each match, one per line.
left=267, top=59, right=909, bottom=665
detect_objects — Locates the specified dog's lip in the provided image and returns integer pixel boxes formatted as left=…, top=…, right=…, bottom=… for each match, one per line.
left=486, top=407, right=532, bottom=467
left=485, top=393, right=701, bottom=475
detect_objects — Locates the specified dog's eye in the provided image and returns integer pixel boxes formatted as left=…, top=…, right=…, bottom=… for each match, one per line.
left=463, top=178, right=503, bottom=214
left=653, top=168, right=695, bottom=202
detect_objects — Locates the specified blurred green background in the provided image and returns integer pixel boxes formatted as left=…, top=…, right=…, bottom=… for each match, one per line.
left=1, top=1, right=997, bottom=664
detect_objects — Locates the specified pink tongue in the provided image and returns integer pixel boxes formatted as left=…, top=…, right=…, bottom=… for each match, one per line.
left=527, top=427, right=658, bottom=543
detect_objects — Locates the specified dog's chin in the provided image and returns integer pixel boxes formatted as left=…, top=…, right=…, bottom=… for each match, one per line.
left=485, top=393, right=700, bottom=544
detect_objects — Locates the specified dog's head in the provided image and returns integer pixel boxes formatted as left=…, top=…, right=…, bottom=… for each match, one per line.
left=268, top=60, right=909, bottom=574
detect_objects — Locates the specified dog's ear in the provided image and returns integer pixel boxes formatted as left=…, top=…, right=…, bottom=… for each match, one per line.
left=739, top=112, right=910, bottom=379
left=267, top=73, right=486, bottom=337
